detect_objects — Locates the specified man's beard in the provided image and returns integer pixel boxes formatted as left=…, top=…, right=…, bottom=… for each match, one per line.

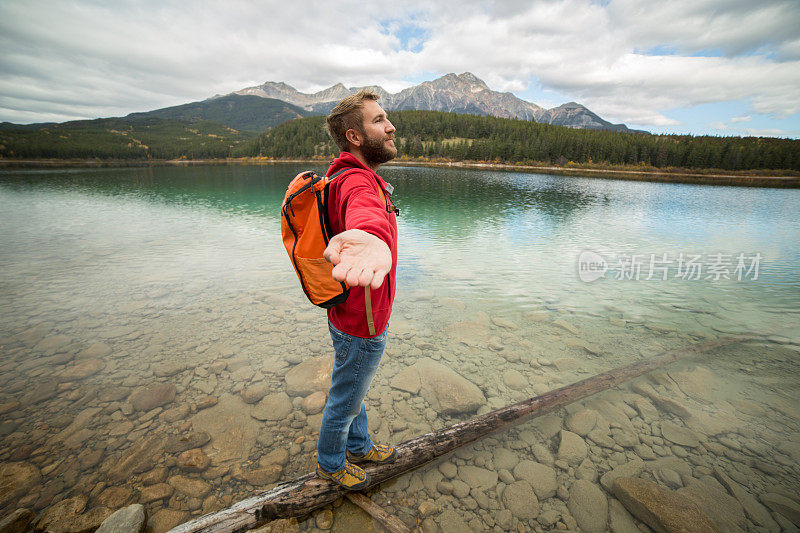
left=361, top=132, right=397, bottom=166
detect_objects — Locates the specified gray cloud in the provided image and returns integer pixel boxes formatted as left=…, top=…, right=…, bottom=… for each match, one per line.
left=0, top=0, right=798, bottom=133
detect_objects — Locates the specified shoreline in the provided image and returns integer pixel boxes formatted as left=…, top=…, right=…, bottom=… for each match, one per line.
left=1, top=157, right=798, bottom=188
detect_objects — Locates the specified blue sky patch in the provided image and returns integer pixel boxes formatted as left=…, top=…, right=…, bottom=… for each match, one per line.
left=380, top=18, right=430, bottom=53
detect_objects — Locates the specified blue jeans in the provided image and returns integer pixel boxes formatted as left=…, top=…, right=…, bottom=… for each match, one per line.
left=317, top=321, right=387, bottom=472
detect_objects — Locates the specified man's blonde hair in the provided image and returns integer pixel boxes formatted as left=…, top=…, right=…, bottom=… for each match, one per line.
left=325, top=89, right=380, bottom=152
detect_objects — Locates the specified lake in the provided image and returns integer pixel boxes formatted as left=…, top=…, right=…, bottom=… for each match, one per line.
left=1, top=164, right=799, bottom=532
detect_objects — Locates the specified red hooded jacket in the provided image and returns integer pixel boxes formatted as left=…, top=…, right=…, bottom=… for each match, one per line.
left=325, top=152, right=398, bottom=338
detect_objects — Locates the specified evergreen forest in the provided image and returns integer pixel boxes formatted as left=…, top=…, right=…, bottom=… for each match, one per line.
left=240, top=112, right=800, bottom=172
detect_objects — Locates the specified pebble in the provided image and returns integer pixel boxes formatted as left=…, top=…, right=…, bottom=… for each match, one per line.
left=538, top=509, right=561, bottom=527
left=313, top=508, right=333, bottom=530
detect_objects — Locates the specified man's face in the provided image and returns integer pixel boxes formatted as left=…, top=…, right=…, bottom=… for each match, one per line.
left=358, top=100, right=397, bottom=166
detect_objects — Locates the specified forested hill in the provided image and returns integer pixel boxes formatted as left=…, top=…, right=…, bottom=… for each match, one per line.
left=0, top=117, right=254, bottom=159
left=240, top=111, right=800, bottom=172
left=126, top=94, right=311, bottom=132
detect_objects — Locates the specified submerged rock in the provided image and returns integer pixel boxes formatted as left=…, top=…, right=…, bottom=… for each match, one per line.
left=599, top=458, right=645, bottom=493
left=389, top=365, right=421, bottom=394
left=713, top=468, right=778, bottom=530
left=557, top=430, right=588, bottom=465
left=95, top=504, right=146, bottom=533
left=678, top=478, right=747, bottom=531
left=760, top=492, right=800, bottom=527
left=457, top=465, right=497, bottom=490
left=167, top=475, right=211, bottom=499
left=301, top=391, right=326, bottom=414
left=105, top=433, right=165, bottom=482
left=188, top=393, right=258, bottom=465
left=502, top=369, right=527, bottom=390
left=613, top=477, right=719, bottom=533
left=252, top=392, right=293, bottom=422
left=59, top=358, right=105, bottom=380
left=78, top=342, right=112, bottom=359
left=513, top=460, right=557, bottom=500
left=149, top=508, right=189, bottom=533
left=415, top=358, right=486, bottom=415
left=0, top=508, right=35, bottom=533
left=0, top=462, right=41, bottom=508
left=565, top=409, right=598, bottom=436
left=567, top=479, right=608, bottom=533
left=608, top=499, right=640, bottom=533
left=165, top=431, right=211, bottom=454
left=33, top=334, right=71, bottom=354
left=660, top=421, right=700, bottom=447
left=284, top=356, right=332, bottom=397
left=128, top=383, right=176, bottom=412
left=176, top=449, right=210, bottom=473
left=503, top=480, right=539, bottom=519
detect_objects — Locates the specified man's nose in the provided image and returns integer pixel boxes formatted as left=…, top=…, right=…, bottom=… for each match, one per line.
left=386, top=120, right=395, bottom=133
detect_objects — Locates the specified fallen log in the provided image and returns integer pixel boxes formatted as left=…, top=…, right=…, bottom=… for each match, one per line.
left=170, top=334, right=751, bottom=533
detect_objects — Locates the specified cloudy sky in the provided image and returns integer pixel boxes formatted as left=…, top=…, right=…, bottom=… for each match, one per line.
left=1, top=0, right=799, bottom=137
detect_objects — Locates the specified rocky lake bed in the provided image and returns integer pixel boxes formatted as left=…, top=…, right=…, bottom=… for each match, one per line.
left=1, top=284, right=799, bottom=533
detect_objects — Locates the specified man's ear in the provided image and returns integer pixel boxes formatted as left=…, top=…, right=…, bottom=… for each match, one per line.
left=345, top=128, right=362, bottom=147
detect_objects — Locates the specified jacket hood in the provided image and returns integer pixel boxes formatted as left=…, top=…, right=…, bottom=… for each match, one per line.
left=326, top=152, right=389, bottom=188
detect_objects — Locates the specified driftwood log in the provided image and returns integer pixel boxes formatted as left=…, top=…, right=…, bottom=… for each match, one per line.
left=169, top=334, right=750, bottom=533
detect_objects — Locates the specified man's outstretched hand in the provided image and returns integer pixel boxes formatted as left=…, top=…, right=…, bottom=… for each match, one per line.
left=323, top=229, right=392, bottom=290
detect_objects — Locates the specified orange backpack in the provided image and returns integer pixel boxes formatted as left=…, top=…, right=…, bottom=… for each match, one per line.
left=281, top=169, right=353, bottom=308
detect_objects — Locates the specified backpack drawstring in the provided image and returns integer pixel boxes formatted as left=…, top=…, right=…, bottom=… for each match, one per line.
left=365, top=287, right=376, bottom=336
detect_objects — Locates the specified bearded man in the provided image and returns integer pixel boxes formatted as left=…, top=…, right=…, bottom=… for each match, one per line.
left=315, top=90, right=399, bottom=490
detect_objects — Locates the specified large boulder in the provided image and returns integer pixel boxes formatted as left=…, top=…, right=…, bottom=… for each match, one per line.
left=284, top=356, right=332, bottom=397
left=414, top=359, right=485, bottom=415
left=613, top=477, right=719, bottom=533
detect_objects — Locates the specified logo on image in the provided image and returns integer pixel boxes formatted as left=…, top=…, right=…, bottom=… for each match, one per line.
left=578, top=250, right=608, bottom=282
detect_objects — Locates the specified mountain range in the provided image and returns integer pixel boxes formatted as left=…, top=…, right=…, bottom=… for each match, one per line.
left=2, top=72, right=640, bottom=136
left=236, top=72, right=639, bottom=133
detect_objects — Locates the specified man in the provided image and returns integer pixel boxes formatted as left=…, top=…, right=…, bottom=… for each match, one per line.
left=316, top=90, right=399, bottom=490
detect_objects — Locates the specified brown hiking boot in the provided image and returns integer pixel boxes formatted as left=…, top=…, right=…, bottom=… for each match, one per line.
left=346, top=443, right=397, bottom=465
left=316, top=460, right=370, bottom=491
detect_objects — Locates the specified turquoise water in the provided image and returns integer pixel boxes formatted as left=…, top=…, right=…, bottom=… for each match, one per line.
left=1, top=164, right=799, bottom=531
